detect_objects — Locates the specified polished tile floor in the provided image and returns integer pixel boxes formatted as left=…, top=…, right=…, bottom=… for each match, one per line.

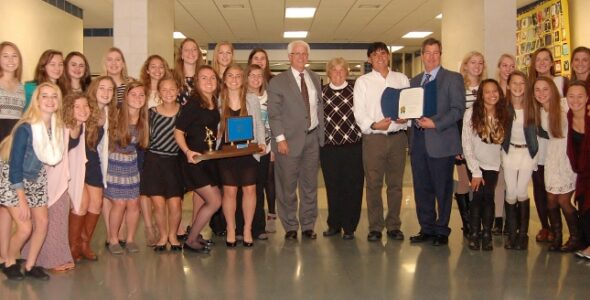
left=1, top=160, right=589, bottom=300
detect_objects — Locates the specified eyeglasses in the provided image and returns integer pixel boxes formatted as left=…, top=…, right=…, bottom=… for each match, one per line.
left=290, top=52, right=308, bottom=57
left=248, top=74, right=264, bottom=79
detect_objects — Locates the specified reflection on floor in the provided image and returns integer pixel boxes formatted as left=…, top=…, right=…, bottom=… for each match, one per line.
left=1, top=162, right=589, bottom=299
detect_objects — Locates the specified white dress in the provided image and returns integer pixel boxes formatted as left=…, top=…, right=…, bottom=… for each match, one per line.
left=541, top=99, right=576, bottom=194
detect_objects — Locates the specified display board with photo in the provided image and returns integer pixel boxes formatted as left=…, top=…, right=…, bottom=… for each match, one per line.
left=516, top=0, right=571, bottom=77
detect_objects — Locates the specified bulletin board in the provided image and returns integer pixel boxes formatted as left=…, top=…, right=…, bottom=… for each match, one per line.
left=516, top=0, right=571, bottom=77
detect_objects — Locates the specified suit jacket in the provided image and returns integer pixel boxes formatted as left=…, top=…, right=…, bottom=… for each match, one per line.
left=267, top=68, right=325, bottom=156
left=409, top=67, right=465, bottom=158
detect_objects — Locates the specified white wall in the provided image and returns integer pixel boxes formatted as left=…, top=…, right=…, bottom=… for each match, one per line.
left=0, top=0, right=83, bottom=81
left=83, top=37, right=113, bottom=76
left=570, top=0, right=590, bottom=48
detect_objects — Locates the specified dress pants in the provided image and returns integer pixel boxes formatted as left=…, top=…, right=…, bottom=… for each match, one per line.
left=274, top=130, right=320, bottom=232
left=362, top=133, right=407, bottom=232
left=320, top=143, right=364, bottom=234
left=410, top=129, right=455, bottom=236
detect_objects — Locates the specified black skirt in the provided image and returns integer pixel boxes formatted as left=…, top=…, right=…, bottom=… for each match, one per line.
left=140, top=152, right=184, bottom=198
left=217, top=155, right=258, bottom=186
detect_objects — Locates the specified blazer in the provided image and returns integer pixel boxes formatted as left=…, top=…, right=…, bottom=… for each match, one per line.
left=409, top=67, right=465, bottom=158
left=267, top=68, right=325, bottom=156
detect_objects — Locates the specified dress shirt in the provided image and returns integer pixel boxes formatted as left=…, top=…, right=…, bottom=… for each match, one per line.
left=422, top=65, right=441, bottom=84
left=353, top=69, right=410, bottom=134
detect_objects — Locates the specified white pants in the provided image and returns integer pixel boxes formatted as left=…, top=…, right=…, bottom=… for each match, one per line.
left=501, top=147, right=536, bottom=204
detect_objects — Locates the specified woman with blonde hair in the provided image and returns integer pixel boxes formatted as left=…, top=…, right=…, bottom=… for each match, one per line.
left=0, top=82, right=64, bottom=280
left=212, top=41, right=234, bottom=79
left=455, top=51, right=487, bottom=238
left=495, top=54, right=516, bottom=94
left=103, top=47, right=133, bottom=106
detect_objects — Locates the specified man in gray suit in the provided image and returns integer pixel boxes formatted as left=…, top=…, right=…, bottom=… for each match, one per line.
left=268, top=40, right=325, bottom=240
left=408, top=38, right=465, bottom=246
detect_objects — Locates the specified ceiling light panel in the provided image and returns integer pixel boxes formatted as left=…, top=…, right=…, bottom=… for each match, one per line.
left=286, top=7, right=316, bottom=18
left=283, top=31, right=308, bottom=38
left=402, top=31, right=432, bottom=38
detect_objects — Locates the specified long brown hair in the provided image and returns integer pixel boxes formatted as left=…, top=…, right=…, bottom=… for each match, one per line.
left=528, top=48, right=555, bottom=83
left=470, top=79, right=508, bottom=144
left=193, top=65, right=220, bottom=109
left=219, top=64, right=247, bottom=140
left=173, top=38, right=203, bottom=91
left=506, top=70, right=536, bottom=127
left=571, top=46, right=590, bottom=87
left=248, top=48, right=273, bottom=82
left=533, top=76, right=564, bottom=138
left=62, top=92, right=98, bottom=132
left=33, top=49, right=65, bottom=92
left=109, top=81, right=149, bottom=150
left=139, top=54, right=172, bottom=99
left=0, top=41, right=23, bottom=81
left=85, top=76, right=117, bottom=150
left=62, top=51, right=92, bottom=94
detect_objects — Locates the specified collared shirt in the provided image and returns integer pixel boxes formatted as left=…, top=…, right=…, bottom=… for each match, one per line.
left=291, top=67, right=319, bottom=130
left=353, top=69, right=410, bottom=134
left=422, top=65, right=441, bottom=85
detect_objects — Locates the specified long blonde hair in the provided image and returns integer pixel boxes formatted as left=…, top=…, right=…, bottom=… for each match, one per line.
left=212, top=41, right=234, bottom=75
left=460, top=51, right=486, bottom=90
left=1, top=82, right=64, bottom=160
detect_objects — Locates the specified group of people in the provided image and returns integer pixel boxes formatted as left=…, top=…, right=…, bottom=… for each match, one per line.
left=0, top=36, right=589, bottom=282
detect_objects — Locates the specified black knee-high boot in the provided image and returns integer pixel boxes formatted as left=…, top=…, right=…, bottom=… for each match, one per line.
left=548, top=208, right=563, bottom=252
left=481, top=201, right=494, bottom=251
left=468, top=197, right=481, bottom=250
left=455, top=193, right=470, bottom=237
left=515, top=200, right=530, bottom=250
left=504, top=202, right=518, bottom=250
left=561, top=209, right=583, bottom=252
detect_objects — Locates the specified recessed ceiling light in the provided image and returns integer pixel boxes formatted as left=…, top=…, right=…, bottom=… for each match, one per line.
left=358, top=4, right=380, bottom=9
left=283, top=31, right=308, bottom=38
left=402, top=31, right=432, bottom=39
left=223, top=4, right=245, bottom=9
left=355, top=64, right=361, bottom=68
left=286, top=7, right=316, bottom=18
left=305, top=63, right=310, bottom=67
left=389, top=46, right=404, bottom=52
left=173, top=31, right=186, bottom=39
left=436, top=13, right=442, bottom=19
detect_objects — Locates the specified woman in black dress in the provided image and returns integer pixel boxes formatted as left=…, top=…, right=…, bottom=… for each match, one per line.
left=174, top=65, right=222, bottom=253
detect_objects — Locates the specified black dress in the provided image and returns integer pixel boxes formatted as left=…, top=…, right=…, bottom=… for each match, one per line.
left=217, top=108, right=258, bottom=186
left=175, top=97, right=221, bottom=190
left=85, top=127, right=104, bottom=187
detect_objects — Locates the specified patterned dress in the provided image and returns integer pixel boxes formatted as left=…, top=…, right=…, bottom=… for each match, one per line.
left=105, top=125, right=140, bottom=200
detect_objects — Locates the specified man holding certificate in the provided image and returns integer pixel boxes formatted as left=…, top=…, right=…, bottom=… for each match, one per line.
left=408, top=38, right=466, bottom=246
left=353, top=42, right=410, bottom=242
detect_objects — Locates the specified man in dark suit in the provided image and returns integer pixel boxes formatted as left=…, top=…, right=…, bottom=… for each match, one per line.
left=268, top=40, right=325, bottom=240
left=409, top=38, right=465, bottom=246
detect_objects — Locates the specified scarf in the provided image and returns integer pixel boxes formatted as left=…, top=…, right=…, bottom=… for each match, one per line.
left=31, top=114, right=64, bottom=166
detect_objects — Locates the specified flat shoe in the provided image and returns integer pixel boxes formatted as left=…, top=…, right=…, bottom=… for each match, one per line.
left=126, top=242, right=140, bottom=253
left=2, top=263, right=24, bottom=281
left=25, top=266, right=50, bottom=281
left=108, top=243, right=124, bottom=255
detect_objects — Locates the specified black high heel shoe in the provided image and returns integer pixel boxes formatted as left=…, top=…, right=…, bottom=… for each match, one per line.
left=198, top=234, right=214, bottom=246
left=226, top=241, right=237, bottom=247
left=170, top=244, right=183, bottom=251
left=243, top=241, right=254, bottom=247
left=154, top=245, right=167, bottom=252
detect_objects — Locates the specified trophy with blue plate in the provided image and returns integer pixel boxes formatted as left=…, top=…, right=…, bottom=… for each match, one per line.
left=193, top=116, right=259, bottom=163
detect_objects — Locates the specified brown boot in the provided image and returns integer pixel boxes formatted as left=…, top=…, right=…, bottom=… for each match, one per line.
left=68, top=212, right=85, bottom=262
left=81, top=212, right=100, bottom=261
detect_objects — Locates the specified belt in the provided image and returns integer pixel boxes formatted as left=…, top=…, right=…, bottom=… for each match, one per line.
left=387, top=130, right=406, bottom=136
left=510, top=143, right=528, bottom=148
left=305, top=127, right=318, bottom=134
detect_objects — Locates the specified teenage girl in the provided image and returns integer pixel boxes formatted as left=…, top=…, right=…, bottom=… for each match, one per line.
left=62, top=51, right=92, bottom=95
left=24, top=50, right=65, bottom=110
left=103, top=47, right=133, bottom=107
left=212, top=41, right=234, bottom=79
left=571, top=47, right=590, bottom=88
left=495, top=54, right=516, bottom=95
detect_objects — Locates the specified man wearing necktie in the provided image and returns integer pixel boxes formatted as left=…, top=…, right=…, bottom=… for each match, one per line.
left=408, top=38, right=466, bottom=246
left=268, top=40, right=325, bottom=240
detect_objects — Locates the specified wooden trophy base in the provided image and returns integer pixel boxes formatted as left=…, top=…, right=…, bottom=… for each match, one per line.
left=192, top=143, right=259, bottom=164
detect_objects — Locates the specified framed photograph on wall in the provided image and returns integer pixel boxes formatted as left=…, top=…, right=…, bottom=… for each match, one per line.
left=554, top=30, right=560, bottom=42
left=554, top=45, right=561, bottom=58
left=555, top=60, right=562, bottom=73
